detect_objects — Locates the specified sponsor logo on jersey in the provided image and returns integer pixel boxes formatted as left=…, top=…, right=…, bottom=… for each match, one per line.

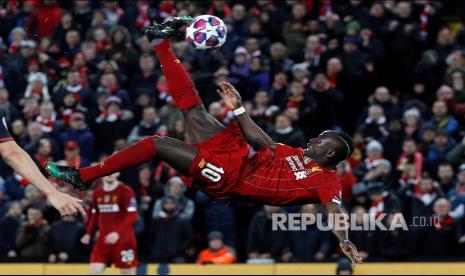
left=97, top=203, right=121, bottom=213
left=285, top=156, right=298, bottom=172
left=306, top=166, right=323, bottom=175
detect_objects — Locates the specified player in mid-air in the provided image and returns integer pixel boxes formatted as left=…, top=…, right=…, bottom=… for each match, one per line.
left=46, top=17, right=362, bottom=264
left=80, top=172, right=138, bottom=275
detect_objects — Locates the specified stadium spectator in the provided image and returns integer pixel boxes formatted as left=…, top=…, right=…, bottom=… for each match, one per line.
left=269, top=114, right=306, bottom=148
left=59, top=112, right=94, bottom=162
left=288, top=204, right=331, bottom=262
left=152, top=177, right=194, bottom=221
left=197, top=231, right=236, bottom=264
left=150, top=195, right=193, bottom=263
left=247, top=206, right=290, bottom=263
left=0, top=202, right=22, bottom=259
left=15, top=206, right=49, bottom=259
left=48, top=216, right=85, bottom=263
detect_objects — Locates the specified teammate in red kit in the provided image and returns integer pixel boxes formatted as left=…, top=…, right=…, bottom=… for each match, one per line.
left=80, top=172, right=138, bottom=275
left=47, top=17, right=362, bottom=264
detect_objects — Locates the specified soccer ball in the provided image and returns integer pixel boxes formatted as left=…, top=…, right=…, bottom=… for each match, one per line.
left=185, top=15, right=227, bottom=50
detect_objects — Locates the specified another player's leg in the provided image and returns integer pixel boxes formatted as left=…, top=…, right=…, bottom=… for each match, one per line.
left=147, top=19, right=225, bottom=144
left=46, top=136, right=198, bottom=190
left=89, top=263, right=106, bottom=275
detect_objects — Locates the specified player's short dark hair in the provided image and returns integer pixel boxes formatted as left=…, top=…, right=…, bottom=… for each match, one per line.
left=332, top=132, right=354, bottom=164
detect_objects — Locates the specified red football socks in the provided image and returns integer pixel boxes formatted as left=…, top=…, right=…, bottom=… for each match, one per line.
left=154, top=39, right=202, bottom=111
left=79, top=137, right=156, bottom=182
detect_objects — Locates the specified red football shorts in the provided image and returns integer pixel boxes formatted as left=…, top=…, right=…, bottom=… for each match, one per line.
left=91, top=235, right=139, bottom=268
left=188, top=122, right=250, bottom=199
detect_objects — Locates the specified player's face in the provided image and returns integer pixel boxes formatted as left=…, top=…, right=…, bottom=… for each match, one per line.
left=304, top=131, right=338, bottom=159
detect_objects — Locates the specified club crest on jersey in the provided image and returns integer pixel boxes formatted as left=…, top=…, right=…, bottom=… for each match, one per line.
left=104, top=195, right=110, bottom=203
left=198, top=158, right=206, bottom=169
left=306, top=166, right=323, bottom=175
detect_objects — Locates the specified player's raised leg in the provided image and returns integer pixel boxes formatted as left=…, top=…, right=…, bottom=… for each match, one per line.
left=46, top=136, right=198, bottom=190
left=146, top=18, right=225, bottom=144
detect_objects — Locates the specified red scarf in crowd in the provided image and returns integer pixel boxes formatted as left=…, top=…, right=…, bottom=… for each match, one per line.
left=434, top=215, right=455, bottom=231
left=369, top=195, right=386, bottom=219
left=419, top=2, right=432, bottom=40
left=135, top=2, right=150, bottom=28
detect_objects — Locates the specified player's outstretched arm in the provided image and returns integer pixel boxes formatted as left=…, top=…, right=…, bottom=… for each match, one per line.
left=0, top=140, right=85, bottom=217
left=218, top=81, right=276, bottom=151
left=325, top=202, right=363, bottom=265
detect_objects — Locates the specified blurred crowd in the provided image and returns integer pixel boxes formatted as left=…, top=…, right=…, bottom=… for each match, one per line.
left=0, top=0, right=465, bottom=264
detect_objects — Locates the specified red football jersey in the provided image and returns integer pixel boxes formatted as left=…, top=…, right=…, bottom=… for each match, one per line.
left=236, top=144, right=343, bottom=206
left=87, top=183, right=137, bottom=238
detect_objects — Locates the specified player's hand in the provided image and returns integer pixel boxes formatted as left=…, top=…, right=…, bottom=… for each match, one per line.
left=81, top=234, right=91, bottom=245
left=47, top=191, right=86, bottom=218
left=104, top=232, right=120, bottom=244
left=340, top=240, right=362, bottom=265
left=217, top=81, right=242, bottom=110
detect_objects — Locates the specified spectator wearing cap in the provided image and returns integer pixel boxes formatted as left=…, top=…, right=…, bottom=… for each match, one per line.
left=247, top=206, right=290, bottom=263
left=62, top=140, right=88, bottom=168
left=6, top=39, right=37, bottom=95
left=59, top=112, right=94, bottom=162
left=152, top=176, right=194, bottom=221
left=8, top=27, right=27, bottom=55
left=367, top=181, right=402, bottom=219
left=197, top=231, right=236, bottom=264
left=349, top=182, right=370, bottom=210
left=24, top=72, right=50, bottom=103
left=94, top=96, right=133, bottom=155
left=364, top=159, right=394, bottom=189
left=426, top=130, right=456, bottom=170
left=0, top=202, right=22, bottom=259
left=150, top=195, right=193, bottom=263
left=127, top=106, right=167, bottom=144
left=422, top=100, right=459, bottom=137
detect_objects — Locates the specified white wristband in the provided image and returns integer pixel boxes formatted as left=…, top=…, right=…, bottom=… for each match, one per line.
left=233, top=106, right=246, bottom=116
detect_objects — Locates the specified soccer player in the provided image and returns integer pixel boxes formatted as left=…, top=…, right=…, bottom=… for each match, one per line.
left=47, top=18, right=362, bottom=264
left=80, top=172, right=138, bottom=275
left=0, top=110, right=84, bottom=218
